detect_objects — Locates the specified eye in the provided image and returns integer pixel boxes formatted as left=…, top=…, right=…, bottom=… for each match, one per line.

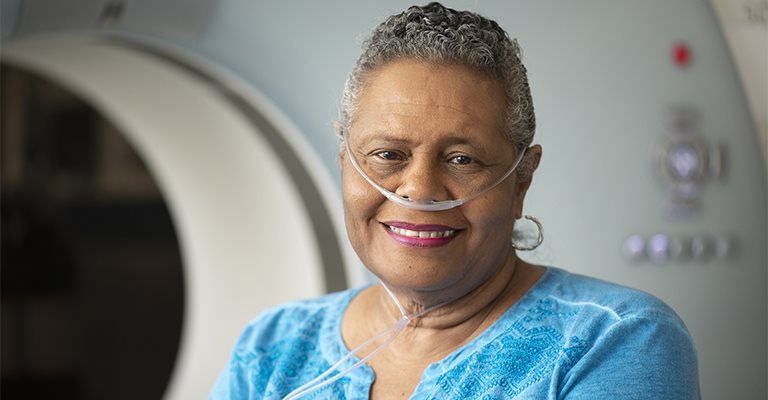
left=373, top=150, right=406, bottom=161
left=448, top=155, right=476, bottom=165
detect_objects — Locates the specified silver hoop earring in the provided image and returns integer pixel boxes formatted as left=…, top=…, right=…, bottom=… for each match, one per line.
left=511, top=215, right=544, bottom=251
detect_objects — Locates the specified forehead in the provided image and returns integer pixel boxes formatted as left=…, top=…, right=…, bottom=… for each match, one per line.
left=352, top=60, right=507, bottom=137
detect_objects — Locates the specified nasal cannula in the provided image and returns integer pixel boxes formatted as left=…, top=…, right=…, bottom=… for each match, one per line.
left=283, top=131, right=525, bottom=399
left=342, top=128, right=526, bottom=212
left=282, top=283, right=448, bottom=400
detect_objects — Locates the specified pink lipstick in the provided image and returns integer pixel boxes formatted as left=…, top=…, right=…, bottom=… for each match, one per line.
left=382, top=221, right=459, bottom=248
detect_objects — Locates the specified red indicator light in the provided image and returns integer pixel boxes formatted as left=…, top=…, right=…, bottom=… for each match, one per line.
left=672, top=42, right=691, bottom=68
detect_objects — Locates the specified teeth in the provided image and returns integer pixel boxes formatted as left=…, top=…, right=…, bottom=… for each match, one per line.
left=388, top=226, right=455, bottom=238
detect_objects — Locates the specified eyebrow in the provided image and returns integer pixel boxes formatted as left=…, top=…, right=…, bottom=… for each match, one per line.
left=352, top=122, right=509, bottom=145
left=357, top=130, right=479, bottom=144
left=353, top=131, right=413, bottom=145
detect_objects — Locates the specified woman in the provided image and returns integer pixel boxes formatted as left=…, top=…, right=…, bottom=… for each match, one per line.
left=211, top=3, right=700, bottom=399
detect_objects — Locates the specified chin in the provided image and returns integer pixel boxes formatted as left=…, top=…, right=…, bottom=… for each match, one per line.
left=374, top=265, right=465, bottom=294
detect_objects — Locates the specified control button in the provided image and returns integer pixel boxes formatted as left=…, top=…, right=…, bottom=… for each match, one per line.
left=622, top=233, right=738, bottom=265
left=656, top=107, right=722, bottom=215
left=669, top=235, right=691, bottom=260
left=691, top=235, right=713, bottom=260
left=623, top=234, right=646, bottom=261
left=648, top=234, right=671, bottom=265
left=715, top=235, right=736, bottom=258
left=709, top=142, right=727, bottom=180
left=666, top=142, right=703, bottom=181
left=672, top=182, right=701, bottom=201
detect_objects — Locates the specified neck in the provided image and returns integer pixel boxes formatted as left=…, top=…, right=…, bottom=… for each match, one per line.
left=341, top=253, right=543, bottom=370
left=374, top=253, right=538, bottom=332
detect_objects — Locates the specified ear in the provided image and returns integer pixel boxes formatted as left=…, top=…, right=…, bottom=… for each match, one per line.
left=333, top=121, right=344, bottom=140
left=513, top=144, right=542, bottom=217
left=334, top=121, right=346, bottom=166
left=337, top=148, right=347, bottom=171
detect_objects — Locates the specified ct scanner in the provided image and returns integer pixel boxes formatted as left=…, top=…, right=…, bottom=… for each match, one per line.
left=1, top=1, right=766, bottom=399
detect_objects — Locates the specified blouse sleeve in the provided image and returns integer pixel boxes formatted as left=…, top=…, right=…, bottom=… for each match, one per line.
left=559, top=312, right=701, bottom=400
left=208, top=320, right=263, bottom=400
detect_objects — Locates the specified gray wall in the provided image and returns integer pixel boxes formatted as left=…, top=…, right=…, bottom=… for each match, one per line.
left=3, top=1, right=766, bottom=398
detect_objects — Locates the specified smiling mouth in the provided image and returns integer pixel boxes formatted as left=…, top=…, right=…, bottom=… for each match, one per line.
left=387, top=225, right=456, bottom=238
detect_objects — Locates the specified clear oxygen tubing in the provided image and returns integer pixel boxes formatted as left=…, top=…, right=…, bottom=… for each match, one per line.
left=282, top=282, right=449, bottom=400
left=284, top=130, right=522, bottom=398
left=342, top=128, right=526, bottom=212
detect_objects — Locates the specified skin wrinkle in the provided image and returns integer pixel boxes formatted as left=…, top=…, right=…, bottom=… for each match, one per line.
left=374, top=246, right=522, bottom=330
left=369, top=102, right=483, bottom=119
left=342, top=58, right=536, bottom=177
left=340, top=59, right=543, bottom=398
left=352, top=138, right=511, bottom=183
left=358, top=138, right=506, bottom=170
left=332, top=6, right=543, bottom=397
left=340, top=4, right=536, bottom=166
left=344, top=60, right=520, bottom=300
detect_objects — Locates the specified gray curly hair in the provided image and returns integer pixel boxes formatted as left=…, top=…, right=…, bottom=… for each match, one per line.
left=339, top=2, right=536, bottom=158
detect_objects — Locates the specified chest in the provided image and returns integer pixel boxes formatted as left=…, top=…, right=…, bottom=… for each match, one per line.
left=366, top=356, right=435, bottom=400
left=349, top=330, right=573, bottom=400
left=368, top=366, right=423, bottom=399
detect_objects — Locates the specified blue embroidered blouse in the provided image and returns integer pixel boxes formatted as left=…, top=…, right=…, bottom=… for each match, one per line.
left=209, top=267, right=700, bottom=399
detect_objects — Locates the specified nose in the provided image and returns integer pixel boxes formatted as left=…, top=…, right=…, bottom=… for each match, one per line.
left=393, top=158, right=449, bottom=204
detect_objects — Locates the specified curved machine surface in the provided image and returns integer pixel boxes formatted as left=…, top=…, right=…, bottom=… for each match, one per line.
left=1, top=1, right=766, bottom=399
left=1, top=34, right=362, bottom=399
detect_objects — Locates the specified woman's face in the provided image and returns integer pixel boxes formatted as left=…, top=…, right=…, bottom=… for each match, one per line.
left=341, top=59, right=540, bottom=297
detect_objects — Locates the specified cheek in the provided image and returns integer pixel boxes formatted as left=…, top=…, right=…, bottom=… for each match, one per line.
left=341, top=164, right=382, bottom=245
left=341, top=165, right=377, bottom=216
left=468, top=194, right=518, bottom=241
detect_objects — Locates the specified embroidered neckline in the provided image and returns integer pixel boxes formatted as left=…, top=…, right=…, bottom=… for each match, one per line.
left=317, top=267, right=564, bottom=395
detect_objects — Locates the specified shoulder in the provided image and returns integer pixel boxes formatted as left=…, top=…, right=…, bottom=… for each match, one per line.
left=539, top=267, right=684, bottom=324
left=209, top=287, right=364, bottom=399
left=530, top=267, right=700, bottom=399
left=530, top=267, right=695, bottom=363
left=233, top=288, right=360, bottom=351
left=510, top=266, right=695, bottom=366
